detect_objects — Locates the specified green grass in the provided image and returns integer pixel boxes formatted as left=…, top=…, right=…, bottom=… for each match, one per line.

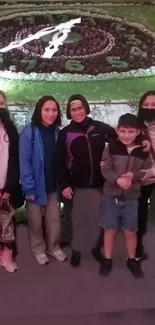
left=1, top=76, right=155, bottom=102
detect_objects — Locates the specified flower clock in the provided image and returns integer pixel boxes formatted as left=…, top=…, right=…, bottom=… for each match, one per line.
left=0, top=9, right=155, bottom=81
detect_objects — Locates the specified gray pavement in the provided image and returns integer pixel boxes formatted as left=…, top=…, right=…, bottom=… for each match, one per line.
left=0, top=224, right=155, bottom=325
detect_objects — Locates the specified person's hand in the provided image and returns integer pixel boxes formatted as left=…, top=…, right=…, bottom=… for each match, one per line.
left=141, top=168, right=155, bottom=181
left=116, top=177, right=131, bottom=190
left=1, top=192, right=10, bottom=200
left=121, top=172, right=134, bottom=181
left=100, top=161, right=106, bottom=168
left=26, top=195, right=35, bottom=201
left=142, top=140, right=150, bottom=152
left=62, top=187, right=73, bottom=199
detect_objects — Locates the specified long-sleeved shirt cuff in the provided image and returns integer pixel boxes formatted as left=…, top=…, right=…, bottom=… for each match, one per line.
left=24, top=189, right=35, bottom=197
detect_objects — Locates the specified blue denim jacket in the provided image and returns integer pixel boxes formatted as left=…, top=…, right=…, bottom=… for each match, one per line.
left=19, top=124, right=59, bottom=205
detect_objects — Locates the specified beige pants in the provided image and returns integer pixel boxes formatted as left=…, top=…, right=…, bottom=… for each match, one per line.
left=26, top=192, right=60, bottom=256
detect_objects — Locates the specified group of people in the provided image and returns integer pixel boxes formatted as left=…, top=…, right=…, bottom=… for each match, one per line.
left=0, top=89, right=155, bottom=278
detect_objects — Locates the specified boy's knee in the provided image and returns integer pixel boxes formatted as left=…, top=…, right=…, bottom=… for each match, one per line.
left=105, top=229, right=117, bottom=236
left=124, top=230, right=136, bottom=238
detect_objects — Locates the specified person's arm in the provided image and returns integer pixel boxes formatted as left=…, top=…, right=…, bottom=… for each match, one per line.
left=140, top=154, right=155, bottom=181
left=136, top=130, right=150, bottom=152
left=4, top=125, right=19, bottom=194
left=102, top=122, right=117, bottom=143
left=101, top=145, right=118, bottom=183
left=57, top=129, right=71, bottom=192
left=19, top=126, right=35, bottom=197
left=123, top=153, right=153, bottom=183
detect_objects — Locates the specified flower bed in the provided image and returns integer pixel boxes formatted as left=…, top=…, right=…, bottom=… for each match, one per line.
left=0, top=3, right=155, bottom=81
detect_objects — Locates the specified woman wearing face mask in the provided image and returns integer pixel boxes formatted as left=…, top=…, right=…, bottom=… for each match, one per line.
left=19, top=96, right=66, bottom=265
left=57, top=94, right=117, bottom=267
left=136, top=90, right=155, bottom=261
left=0, top=102, right=22, bottom=272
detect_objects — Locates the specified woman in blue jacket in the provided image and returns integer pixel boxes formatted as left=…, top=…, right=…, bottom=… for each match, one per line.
left=19, top=96, right=66, bottom=265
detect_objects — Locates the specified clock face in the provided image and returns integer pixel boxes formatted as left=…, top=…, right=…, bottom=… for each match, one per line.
left=0, top=13, right=154, bottom=75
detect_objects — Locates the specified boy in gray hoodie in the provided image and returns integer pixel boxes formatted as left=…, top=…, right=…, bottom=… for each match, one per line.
left=99, top=113, right=151, bottom=278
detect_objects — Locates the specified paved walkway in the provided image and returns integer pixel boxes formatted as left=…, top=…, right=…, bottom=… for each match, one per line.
left=0, top=224, right=155, bottom=325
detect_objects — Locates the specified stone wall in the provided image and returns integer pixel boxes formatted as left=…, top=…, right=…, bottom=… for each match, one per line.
left=8, top=101, right=138, bottom=132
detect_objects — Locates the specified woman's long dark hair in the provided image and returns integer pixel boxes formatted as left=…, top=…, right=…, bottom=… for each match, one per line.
left=31, top=96, right=61, bottom=126
left=0, top=108, right=18, bottom=142
left=137, top=90, right=155, bottom=127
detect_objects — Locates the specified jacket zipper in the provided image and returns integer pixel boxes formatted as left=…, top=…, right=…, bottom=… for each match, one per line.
left=120, top=154, right=130, bottom=199
left=85, top=134, right=93, bottom=187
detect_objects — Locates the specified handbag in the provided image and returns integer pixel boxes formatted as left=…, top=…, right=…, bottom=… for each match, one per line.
left=0, top=199, right=15, bottom=243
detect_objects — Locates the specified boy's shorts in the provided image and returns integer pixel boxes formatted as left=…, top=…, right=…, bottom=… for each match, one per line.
left=99, top=195, right=138, bottom=232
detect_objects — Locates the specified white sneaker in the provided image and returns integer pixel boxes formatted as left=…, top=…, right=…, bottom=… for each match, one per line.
left=35, top=253, right=49, bottom=265
left=49, top=249, right=67, bottom=262
left=0, top=249, right=18, bottom=273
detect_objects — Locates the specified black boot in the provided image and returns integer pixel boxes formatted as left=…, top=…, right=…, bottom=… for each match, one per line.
left=127, top=258, right=143, bottom=278
left=91, top=228, right=104, bottom=263
left=70, top=251, right=81, bottom=268
left=99, top=258, right=113, bottom=277
left=91, top=247, right=103, bottom=263
left=136, top=234, right=148, bottom=261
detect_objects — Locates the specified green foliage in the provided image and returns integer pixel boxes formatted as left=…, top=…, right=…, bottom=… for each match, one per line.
left=20, top=59, right=31, bottom=68
left=60, top=15, right=69, bottom=23
left=26, top=16, right=35, bottom=24
left=45, top=14, right=55, bottom=23
left=15, top=17, right=24, bottom=26
left=24, top=60, right=37, bottom=73
left=65, top=60, right=85, bottom=72
left=126, top=36, right=142, bottom=46
left=84, top=17, right=96, bottom=27
left=115, top=24, right=126, bottom=32
left=2, top=76, right=155, bottom=103
left=0, top=54, right=3, bottom=68
left=124, top=33, right=136, bottom=39
left=130, top=46, right=147, bottom=57
left=106, top=56, right=128, bottom=68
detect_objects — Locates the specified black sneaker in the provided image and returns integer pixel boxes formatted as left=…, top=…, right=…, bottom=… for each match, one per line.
left=136, top=240, right=148, bottom=262
left=99, top=258, right=113, bottom=277
left=135, top=252, right=149, bottom=262
left=70, top=251, right=81, bottom=268
left=127, top=259, right=144, bottom=278
left=91, top=247, right=103, bottom=263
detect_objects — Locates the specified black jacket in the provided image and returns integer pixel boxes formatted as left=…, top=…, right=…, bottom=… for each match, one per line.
left=2, top=124, right=24, bottom=209
left=57, top=118, right=117, bottom=191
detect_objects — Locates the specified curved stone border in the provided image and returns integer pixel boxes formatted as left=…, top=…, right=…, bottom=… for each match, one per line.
left=1, top=66, right=155, bottom=82
left=0, top=9, right=155, bottom=81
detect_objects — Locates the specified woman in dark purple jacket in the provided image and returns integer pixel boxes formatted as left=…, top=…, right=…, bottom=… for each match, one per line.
left=57, top=94, right=117, bottom=267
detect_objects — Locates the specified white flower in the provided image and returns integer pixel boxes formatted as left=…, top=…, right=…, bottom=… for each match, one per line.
left=9, top=65, right=16, bottom=72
